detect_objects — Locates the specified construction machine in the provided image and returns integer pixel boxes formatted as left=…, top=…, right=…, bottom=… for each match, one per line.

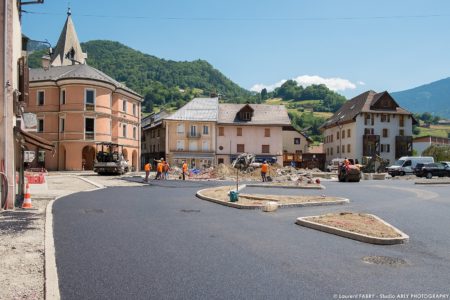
left=231, top=153, right=257, bottom=171
left=338, top=160, right=361, bottom=182
left=93, top=142, right=129, bottom=175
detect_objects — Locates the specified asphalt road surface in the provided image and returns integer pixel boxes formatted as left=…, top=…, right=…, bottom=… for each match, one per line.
left=53, top=179, right=450, bottom=300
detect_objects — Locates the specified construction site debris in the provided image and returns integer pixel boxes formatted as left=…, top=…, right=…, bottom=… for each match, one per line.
left=177, top=163, right=334, bottom=182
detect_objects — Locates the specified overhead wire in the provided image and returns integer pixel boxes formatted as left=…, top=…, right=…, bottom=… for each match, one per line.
left=22, top=10, right=450, bottom=22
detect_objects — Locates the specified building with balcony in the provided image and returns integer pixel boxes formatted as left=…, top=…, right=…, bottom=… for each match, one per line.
left=216, top=104, right=291, bottom=165
left=321, top=90, right=416, bottom=165
left=25, top=11, right=142, bottom=171
left=164, top=97, right=218, bottom=168
left=141, top=109, right=170, bottom=168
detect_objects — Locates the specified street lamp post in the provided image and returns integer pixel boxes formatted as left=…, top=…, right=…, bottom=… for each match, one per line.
left=337, top=121, right=343, bottom=159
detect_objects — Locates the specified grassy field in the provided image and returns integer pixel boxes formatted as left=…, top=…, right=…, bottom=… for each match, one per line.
left=415, top=124, right=450, bottom=138
left=287, top=109, right=333, bottom=120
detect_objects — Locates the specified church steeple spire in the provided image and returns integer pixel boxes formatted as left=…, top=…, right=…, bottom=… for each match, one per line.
left=50, top=10, right=87, bottom=66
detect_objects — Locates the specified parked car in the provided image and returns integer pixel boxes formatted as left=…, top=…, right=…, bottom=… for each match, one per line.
left=326, top=158, right=345, bottom=172
left=387, top=156, right=434, bottom=176
left=413, top=163, right=425, bottom=175
left=415, top=163, right=450, bottom=179
left=440, top=161, right=450, bottom=168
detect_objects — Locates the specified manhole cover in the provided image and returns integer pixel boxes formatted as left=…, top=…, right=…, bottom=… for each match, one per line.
left=83, top=209, right=104, bottom=214
left=362, top=256, right=408, bottom=266
left=180, top=209, right=201, bottom=213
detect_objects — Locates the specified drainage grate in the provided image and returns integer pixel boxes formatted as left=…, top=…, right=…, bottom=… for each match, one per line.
left=362, top=256, right=408, bottom=266
left=83, top=209, right=104, bottom=214
left=180, top=209, right=201, bottom=213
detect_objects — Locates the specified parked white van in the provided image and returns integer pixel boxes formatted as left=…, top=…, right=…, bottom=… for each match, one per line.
left=387, top=156, right=434, bottom=176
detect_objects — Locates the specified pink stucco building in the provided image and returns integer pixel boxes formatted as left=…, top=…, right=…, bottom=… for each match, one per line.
left=25, top=11, right=142, bottom=171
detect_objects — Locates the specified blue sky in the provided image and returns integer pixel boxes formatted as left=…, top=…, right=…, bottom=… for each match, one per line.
left=22, top=0, right=450, bottom=98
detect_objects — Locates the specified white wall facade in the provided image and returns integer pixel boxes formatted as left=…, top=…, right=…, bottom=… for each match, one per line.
left=323, top=122, right=357, bottom=164
left=324, top=113, right=413, bottom=164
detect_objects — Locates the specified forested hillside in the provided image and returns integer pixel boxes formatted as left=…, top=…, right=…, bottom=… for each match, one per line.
left=28, top=40, right=251, bottom=112
left=259, top=80, right=347, bottom=142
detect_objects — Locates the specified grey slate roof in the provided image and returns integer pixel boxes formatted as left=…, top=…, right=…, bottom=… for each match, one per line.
left=50, top=13, right=86, bottom=66
left=321, top=90, right=412, bottom=129
left=218, top=104, right=291, bottom=125
left=30, top=64, right=141, bottom=98
left=165, top=98, right=219, bottom=121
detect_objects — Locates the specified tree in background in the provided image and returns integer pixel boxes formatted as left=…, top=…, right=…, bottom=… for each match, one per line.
left=422, top=144, right=450, bottom=161
left=260, top=88, right=268, bottom=101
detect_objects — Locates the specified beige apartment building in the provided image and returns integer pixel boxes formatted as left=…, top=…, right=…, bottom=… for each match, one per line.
left=164, top=98, right=218, bottom=168
left=26, top=11, right=142, bottom=171
left=216, top=104, right=291, bottom=165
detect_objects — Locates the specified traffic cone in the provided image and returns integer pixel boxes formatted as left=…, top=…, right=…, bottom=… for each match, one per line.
left=22, top=183, right=32, bottom=209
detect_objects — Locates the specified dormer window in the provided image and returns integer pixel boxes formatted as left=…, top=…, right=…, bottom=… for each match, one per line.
left=237, top=104, right=254, bottom=121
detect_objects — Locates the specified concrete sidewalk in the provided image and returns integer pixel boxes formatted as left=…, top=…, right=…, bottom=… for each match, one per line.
left=0, top=173, right=146, bottom=300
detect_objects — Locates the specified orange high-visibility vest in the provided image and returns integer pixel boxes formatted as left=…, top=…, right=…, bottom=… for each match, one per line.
left=157, top=163, right=163, bottom=172
left=182, top=163, right=188, bottom=172
left=261, top=163, right=268, bottom=173
left=144, top=163, right=151, bottom=172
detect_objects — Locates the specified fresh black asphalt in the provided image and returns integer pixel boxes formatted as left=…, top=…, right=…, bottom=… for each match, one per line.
left=53, top=179, right=450, bottom=299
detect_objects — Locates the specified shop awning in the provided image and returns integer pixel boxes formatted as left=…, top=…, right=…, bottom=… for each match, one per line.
left=15, top=128, right=54, bottom=151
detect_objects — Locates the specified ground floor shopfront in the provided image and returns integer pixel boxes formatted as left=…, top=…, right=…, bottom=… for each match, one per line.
left=166, top=151, right=215, bottom=169
left=24, top=142, right=140, bottom=172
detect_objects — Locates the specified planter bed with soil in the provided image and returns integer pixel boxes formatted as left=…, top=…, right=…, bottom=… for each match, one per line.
left=196, top=186, right=348, bottom=209
left=296, top=212, right=409, bottom=245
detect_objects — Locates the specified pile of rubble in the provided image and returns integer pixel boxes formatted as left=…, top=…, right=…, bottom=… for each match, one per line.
left=171, top=163, right=330, bottom=182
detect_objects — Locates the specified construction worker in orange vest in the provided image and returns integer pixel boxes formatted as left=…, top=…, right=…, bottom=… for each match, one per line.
left=144, top=161, right=152, bottom=182
left=182, top=161, right=188, bottom=180
left=261, top=160, right=269, bottom=182
left=155, top=158, right=164, bottom=180
left=163, top=161, right=170, bottom=180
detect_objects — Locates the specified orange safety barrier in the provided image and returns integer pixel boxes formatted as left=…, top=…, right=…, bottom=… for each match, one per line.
left=24, top=172, right=46, bottom=184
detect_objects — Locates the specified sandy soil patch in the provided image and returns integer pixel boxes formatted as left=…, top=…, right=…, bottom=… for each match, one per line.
left=198, top=185, right=344, bottom=207
left=0, top=199, right=49, bottom=300
left=303, top=212, right=401, bottom=238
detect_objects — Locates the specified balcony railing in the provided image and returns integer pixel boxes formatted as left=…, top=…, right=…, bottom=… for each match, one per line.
left=187, top=132, right=201, bottom=138
left=85, top=103, right=95, bottom=111
left=85, top=132, right=95, bottom=140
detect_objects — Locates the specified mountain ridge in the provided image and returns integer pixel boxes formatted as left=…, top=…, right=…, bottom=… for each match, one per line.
left=392, top=77, right=450, bottom=118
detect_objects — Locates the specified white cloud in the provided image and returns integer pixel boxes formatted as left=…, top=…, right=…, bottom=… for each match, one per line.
left=357, top=81, right=366, bottom=86
left=250, top=79, right=287, bottom=93
left=250, top=75, right=357, bottom=92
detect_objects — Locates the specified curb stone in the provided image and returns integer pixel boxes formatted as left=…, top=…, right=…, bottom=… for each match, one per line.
left=196, top=187, right=349, bottom=209
left=44, top=176, right=106, bottom=300
left=246, top=183, right=325, bottom=190
left=296, top=214, right=409, bottom=245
